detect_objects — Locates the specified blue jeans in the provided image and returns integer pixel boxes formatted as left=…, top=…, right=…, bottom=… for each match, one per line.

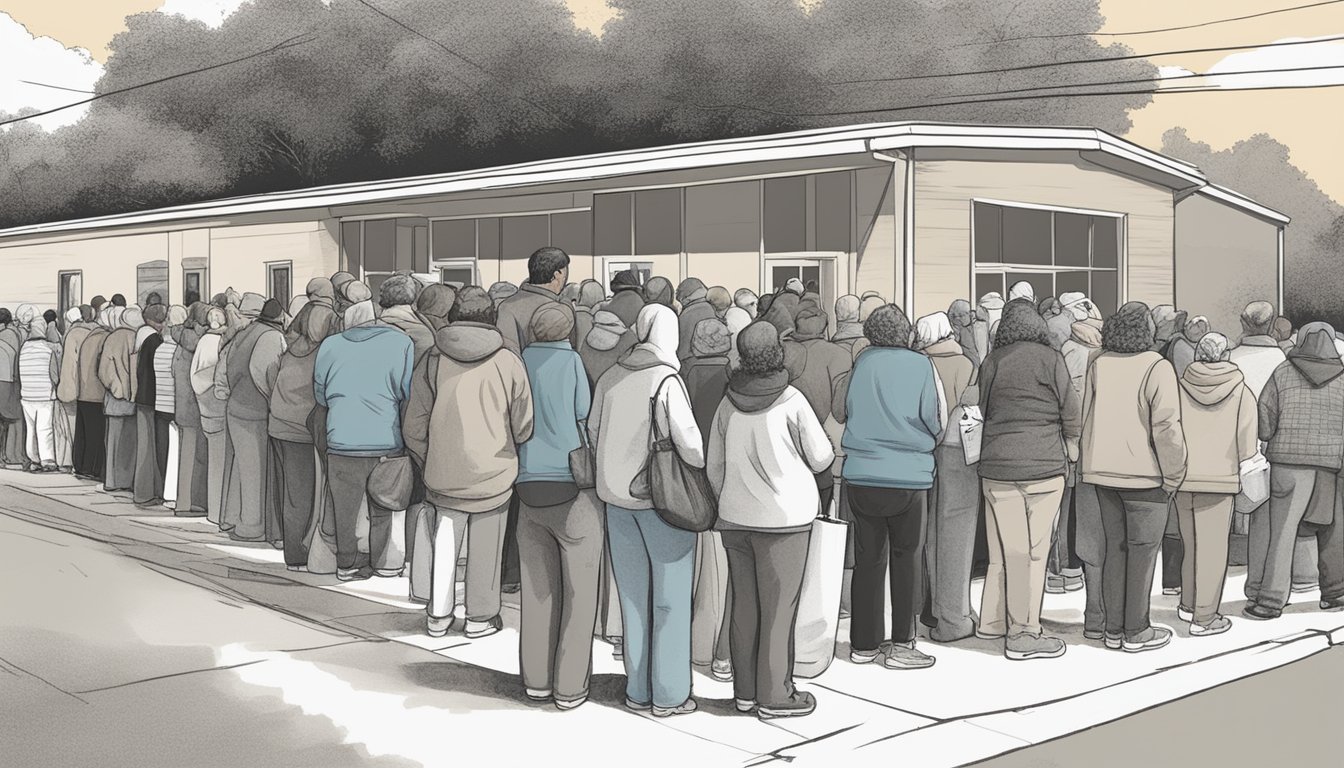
left=606, top=504, right=695, bottom=709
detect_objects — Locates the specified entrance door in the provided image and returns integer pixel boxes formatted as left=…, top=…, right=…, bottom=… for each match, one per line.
left=183, top=269, right=205, bottom=305
left=58, top=271, right=82, bottom=322
left=763, top=255, right=840, bottom=325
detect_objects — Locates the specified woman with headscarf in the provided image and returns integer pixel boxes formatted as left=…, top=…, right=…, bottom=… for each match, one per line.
left=915, top=312, right=980, bottom=642
left=579, top=310, right=636, bottom=391
left=268, top=302, right=339, bottom=571
left=18, top=317, right=61, bottom=471
left=191, top=307, right=229, bottom=524
left=723, top=307, right=752, bottom=371
left=0, top=308, right=25, bottom=467
left=976, top=301, right=1081, bottom=661
left=132, top=303, right=169, bottom=506
left=98, top=306, right=140, bottom=492
left=171, top=303, right=210, bottom=516
left=589, top=303, right=704, bottom=717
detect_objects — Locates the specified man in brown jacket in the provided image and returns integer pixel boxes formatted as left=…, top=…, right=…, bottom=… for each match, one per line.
left=404, top=287, right=534, bottom=640
left=98, top=307, right=142, bottom=492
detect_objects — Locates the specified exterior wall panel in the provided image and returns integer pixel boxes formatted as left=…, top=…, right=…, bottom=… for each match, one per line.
left=1175, top=193, right=1281, bottom=340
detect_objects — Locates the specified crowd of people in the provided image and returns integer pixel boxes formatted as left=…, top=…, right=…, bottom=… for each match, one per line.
left=3, top=247, right=1342, bottom=721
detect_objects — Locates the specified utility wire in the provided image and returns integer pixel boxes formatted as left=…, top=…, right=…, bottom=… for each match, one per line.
left=833, top=32, right=1344, bottom=85
left=953, top=0, right=1344, bottom=47
left=18, top=80, right=96, bottom=95
left=0, top=33, right=314, bottom=128
left=930, top=63, right=1344, bottom=102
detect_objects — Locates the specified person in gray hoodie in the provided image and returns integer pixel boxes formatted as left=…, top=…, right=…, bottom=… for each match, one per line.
left=171, top=303, right=210, bottom=516
left=606, top=270, right=646, bottom=328
left=783, top=307, right=851, bottom=511
left=579, top=310, right=636, bottom=391
left=574, top=279, right=605, bottom=347
left=675, top=277, right=718, bottom=363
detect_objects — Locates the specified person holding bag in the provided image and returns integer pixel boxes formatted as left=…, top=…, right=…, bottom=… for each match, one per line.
left=707, top=321, right=834, bottom=719
left=589, top=303, right=704, bottom=718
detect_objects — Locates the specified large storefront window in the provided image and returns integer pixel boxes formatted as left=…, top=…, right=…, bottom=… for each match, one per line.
left=419, top=210, right=592, bottom=286
left=973, top=201, right=1123, bottom=317
left=341, top=217, right=430, bottom=296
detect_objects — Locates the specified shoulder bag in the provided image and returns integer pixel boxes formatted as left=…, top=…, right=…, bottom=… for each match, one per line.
left=629, top=373, right=718, bottom=532
left=569, top=419, right=596, bottom=490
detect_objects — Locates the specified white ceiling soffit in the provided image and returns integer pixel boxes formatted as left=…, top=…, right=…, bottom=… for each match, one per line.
left=1196, top=184, right=1291, bottom=225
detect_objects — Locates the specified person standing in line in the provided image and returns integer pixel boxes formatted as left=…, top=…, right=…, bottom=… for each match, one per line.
left=489, top=281, right=519, bottom=309
left=732, top=289, right=759, bottom=320
left=0, top=308, right=27, bottom=469
left=707, top=286, right=732, bottom=319
left=1248, top=321, right=1344, bottom=618
left=285, top=278, right=336, bottom=346
left=1039, top=298, right=1073, bottom=350
left=132, top=304, right=169, bottom=506
left=1175, top=332, right=1257, bottom=635
left=675, top=278, right=718, bottom=363
left=783, top=306, right=851, bottom=513
left=403, top=287, right=532, bottom=636
left=836, top=304, right=943, bottom=670
left=976, top=301, right=1081, bottom=660
left=171, top=303, right=210, bottom=516
left=915, top=312, right=980, bottom=643
left=513, top=304, right=601, bottom=710
left=1272, top=316, right=1294, bottom=352
left=1058, top=298, right=1106, bottom=636
left=643, top=276, right=675, bottom=311
left=98, top=306, right=140, bottom=493
left=1166, top=315, right=1209, bottom=380
left=56, top=307, right=94, bottom=473
left=831, top=295, right=865, bottom=353
left=947, top=300, right=984, bottom=367
left=606, top=270, right=647, bottom=329
left=574, top=279, right=605, bottom=346
left=579, top=310, right=637, bottom=391
left=48, top=309, right=77, bottom=471
left=707, top=321, right=834, bottom=719
left=589, top=303, right=704, bottom=717
left=314, top=296, right=413, bottom=581
left=1081, top=301, right=1187, bottom=653
left=723, top=307, right=752, bottom=371
left=191, top=308, right=228, bottom=524
left=73, top=308, right=111, bottom=481
left=18, top=316, right=61, bottom=472
left=375, top=275, right=434, bottom=366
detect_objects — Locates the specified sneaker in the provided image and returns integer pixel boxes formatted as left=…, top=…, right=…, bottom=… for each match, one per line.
left=555, top=695, right=587, bottom=711
left=881, top=641, right=936, bottom=670
left=525, top=688, right=553, bottom=702
left=374, top=567, right=404, bottom=578
left=1045, top=574, right=1066, bottom=594
left=1063, top=574, right=1085, bottom=592
left=975, top=628, right=1006, bottom=641
left=1103, top=632, right=1123, bottom=650
left=1320, top=597, right=1344, bottom=612
left=1005, top=633, right=1066, bottom=661
left=502, top=582, right=521, bottom=595
left=286, top=565, right=308, bottom=573
left=1123, top=626, right=1173, bottom=653
left=465, top=616, right=503, bottom=639
left=1177, top=606, right=1193, bottom=623
left=850, top=647, right=880, bottom=665
left=1292, top=581, right=1318, bottom=594
left=759, top=691, right=817, bottom=720
left=652, top=698, right=697, bottom=718
left=1190, top=616, right=1232, bottom=636
left=1243, top=603, right=1282, bottom=621
left=1083, top=628, right=1105, bottom=641
left=426, top=614, right=452, bottom=638
left=710, top=659, right=734, bottom=682
left=1162, top=586, right=1181, bottom=596
left=734, top=699, right=757, bottom=714
left=336, top=567, right=369, bottom=582
left=625, top=697, right=651, bottom=712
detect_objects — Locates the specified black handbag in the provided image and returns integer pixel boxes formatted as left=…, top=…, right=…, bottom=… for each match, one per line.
left=569, top=419, right=596, bottom=490
left=629, top=374, right=718, bottom=533
left=367, top=453, right=415, bottom=511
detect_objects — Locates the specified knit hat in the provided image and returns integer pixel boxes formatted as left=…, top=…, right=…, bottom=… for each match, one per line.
left=611, top=269, right=641, bottom=293
left=306, top=277, right=336, bottom=304
left=167, top=305, right=189, bottom=328
left=691, top=318, right=732, bottom=357
left=530, top=303, right=574, bottom=343
left=64, top=306, right=82, bottom=325
left=142, top=303, right=169, bottom=325
left=330, top=272, right=356, bottom=292
left=15, top=304, right=36, bottom=324
left=90, top=295, right=107, bottom=311
left=644, top=276, right=674, bottom=308
left=585, top=310, right=628, bottom=352
left=1183, top=315, right=1210, bottom=343
left=1008, top=281, right=1036, bottom=303
left=260, top=298, right=285, bottom=323
left=238, top=292, right=266, bottom=318
left=416, top=284, right=457, bottom=331
left=915, top=312, right=956, bottom=349
left=676, top=277, right=708, bottom=304
left=793, top=307, right=828, bottom=340
left=578, top=279, right=605, bottom=309
left=783, top=277, right=805, bottom=296
left=978, top=292, right=1005, bottom=311
left=859, top=295, right=885, bottom=322
left=835, top=294, right=860, bottom=323
left=344, top=281, right=373, bottom=304
left=1195, top=332, right=1230, bottom=363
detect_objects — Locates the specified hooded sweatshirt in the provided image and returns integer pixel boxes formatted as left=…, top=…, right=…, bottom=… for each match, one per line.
left=675, top=281, right=717, bottom=362
left=313, top=322, right=414, bottom=455
left=99, top=308, right=140, bottom=410
left=1178, top=361, right=1258, bottom=493
left=518, top=339, right=589, bottom=486
left=172, top=324, right=204, bottom=428
left=708, top=369, right=834, bottom=531
left=840, top=346, right=944, bottom=490
left=269, top=305, right=337, bottom=443
left=1081, top=351, right=1187, bottom=492
left=1259, top=323, right=1344, bottom=470
left=1061, top=318, right=1104, bottom=396
left=579, top=310, right=636, bottom=390
left=56, top=321, right=94, bottom=405
left=402, top=322, right=533, bottom=512
left=782, top=330, right=852, bottom=427
left=588, top=304, right=705, bottom=510
left=605, top=286, right=646, bottom=329
left=191, top=328, right=226, bottom=431
left=1228, top=334, right=1288, bottom=401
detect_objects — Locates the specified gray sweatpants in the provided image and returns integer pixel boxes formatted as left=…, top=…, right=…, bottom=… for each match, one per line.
left=722, top=528, right=810, bottom=709
left=428, top=501, right=508, bottom=622
left=1247, top=465, right=1344, bottom=611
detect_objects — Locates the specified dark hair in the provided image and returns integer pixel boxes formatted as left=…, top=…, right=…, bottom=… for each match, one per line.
left=79, top=305, right=96, bottom=323
left=449, top=286, right=497, bottom=325
left=146, top=292, right=164, bottom=306
left=1103, top=301, right=1156, bottom=353
left=995, top=299, right=1053, bottom=348
left=90, top=295, right=107, bottom=309
left=527, top=246, right=570, bottom=285
left=737, top=321, right=786, bottom=376
left=143, top=303, right=169, bottom=325
left=377, top=274, right=420, bottom=308
left=111, top=293, right=127, bottom=307
left=188, top=302, right=211, bottom=328
left=0, top=309, right=10, bottom=325
left=43, top=309, right=58, bottom=324
left=864, top=304, right=913, bottom=348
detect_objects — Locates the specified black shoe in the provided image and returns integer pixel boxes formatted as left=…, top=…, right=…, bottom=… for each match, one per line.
left=758, top=691, right=816, bottom=720
left=1321, top=597, right=1344, bottom=612
left=1243, top=603, right=1281, bottom=620
left=502, top=582, right=521, bottom=595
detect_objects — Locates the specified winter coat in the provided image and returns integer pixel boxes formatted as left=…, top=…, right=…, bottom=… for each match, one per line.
left=1061, top=319, right=1103, bottom=397
left=588, top=305, right=704, bottom=510
left=924, top=338, right=976, bottom=445
left=1081, top=351, right=1187, bottom=493
left=220, top=321, right=286, bottom=422
left=99, top=328, right=137, bottom=404
left=840, top=346, right=944, bottom=490
left=314, top=324, right=414, bottom=456
left=579, top=312, right=636, bottom=391
left=782, top=335, right=852, bottom=427
left=18, top=338, right=60, bottom=402
left=573, top=307, right=596, bottom=355
left=1228, top=335, right=1288, bottom=400
left=402, top=322, right=533, bottom=513
left=153, top=336, right=176, bottom=414
left=1259, top=324, right=1344, bottom=471
left=55, top=323, right=93, bottom=404
left=676, top=298, right=718, bottom=363
left=683, top=355, right=731, bottom=453
left=134, top=331, right=163, bottom=409
left=171, top=326, right=203, bottom=428
left=1178, top=361, right=1258, bottom=494
left=977, top=342, right=1081, bottom=482
left=707, top=371, right=835, bottom=531
left=1046, top=312, right=1074, bottom=351
left=377, top=304, right=436, bottom=369
left=268, top=327, right=326, bottom=444
left=496, top=283, right=578, bottom=355
left=76, top=327, right=110, bottom=404
left=518, top=341, right=589, bottom=485
left=191, top=331, right=226, bottom=431
left=605, top=288, right=645, bottom=329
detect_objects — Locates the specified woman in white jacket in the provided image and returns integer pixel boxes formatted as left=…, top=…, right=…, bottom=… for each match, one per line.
left=707, top=321, right=833, bottom=720
left=589, top=303, right=704, bottom=718
left=190, top=308, right=228, bottom=525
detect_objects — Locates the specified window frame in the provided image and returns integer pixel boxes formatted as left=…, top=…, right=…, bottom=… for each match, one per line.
left=265, top=260, right=293, bottom=304
left=57, top=270, right=83, bottom=322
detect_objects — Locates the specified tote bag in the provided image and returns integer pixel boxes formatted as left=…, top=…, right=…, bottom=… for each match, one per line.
left=959, top=405, right=984, bottom=465
left=794, top=496, right=849, bottom=679
left=1235, top=453, right=1271, bottom=514
left=569, top=419, right=596, bottom=490
left=629, top=374, right=718, bottom=533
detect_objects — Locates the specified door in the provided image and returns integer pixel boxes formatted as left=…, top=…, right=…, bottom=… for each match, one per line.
left=183, top=269, right=204, bottom=304
left=438, top=263, right=475, bottom=288
left=762, top=255, right=840, bottom=326
left=58, top=271, right=82, bottom=322
left=267, top=262, right=292, bottom=303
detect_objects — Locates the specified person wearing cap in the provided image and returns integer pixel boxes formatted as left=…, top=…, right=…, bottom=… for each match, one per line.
left=579, top=310, right=636, bottom=391
left=513, top=303, right=599, bottom=709
left=170, top=303, right=210, bottom=516
left=403, top=287, right=533, bottom=637
left=783, top=306, right=850, bottom=512
left=73, top=307, right=111, bottom=480
left=675, top=278, right=717, bottom=363
left=111, top=294, right=128, bottom=308
left=707, top=320, right=834, bottom=720
left=782, top=277, right=805, bottom=297
left=732, top=288, right=759, bottom=319
left=89, top=295, right=107, bottom=316
left=191, top=307, right=229, bottom=523
left=217, top=297, right=287, bottom=543
left=1175, top=332, right=1257, bottom=636
left=55, top=306, right=94, bottom=473
left=706, top=286, right=732, bottom=319
left=97, top=306, right=141, bottom=491
left=131, top=303, right=170, bottom=506
left=607, top=270, right=646, bottom=328
left=18, top=315, right=61, bottom=472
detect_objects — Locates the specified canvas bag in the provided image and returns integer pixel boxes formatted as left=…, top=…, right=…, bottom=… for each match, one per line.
left=629, top=374, right=718, bottom=533
left=367, top=453, right=415, bottom=511
left=794, top=495, right=848, bottom=679
left=569, top=419, right=596, bottom=489
left=959, top=405, right=984, bottom=465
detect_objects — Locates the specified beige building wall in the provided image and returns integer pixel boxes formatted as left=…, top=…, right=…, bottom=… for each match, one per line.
left=853, top=164, right=902, bottom=303
left=912, top=153, right=1176, bottom=318
left=0, top=231, right=170, bottom=307
left=1175, top=193, right=1281, bottom=341
left=207, top=220, right=339, bottom=299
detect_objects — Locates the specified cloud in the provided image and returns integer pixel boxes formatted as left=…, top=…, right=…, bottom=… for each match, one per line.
left=1160, top=36, right=1344, bottom=91
left=157, top=0, right=250, bottom=28
left=0, top=12, right=104, bottom=131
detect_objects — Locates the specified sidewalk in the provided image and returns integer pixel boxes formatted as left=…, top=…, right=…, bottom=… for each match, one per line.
left=4, top=467, right=1342, bottom=766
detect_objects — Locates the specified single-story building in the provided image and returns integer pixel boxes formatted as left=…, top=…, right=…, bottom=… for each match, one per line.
left=0, top=121, right=1288, bottom=336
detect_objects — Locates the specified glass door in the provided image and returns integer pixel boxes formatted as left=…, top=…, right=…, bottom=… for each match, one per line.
left=762, top=255, right=841, bottom=326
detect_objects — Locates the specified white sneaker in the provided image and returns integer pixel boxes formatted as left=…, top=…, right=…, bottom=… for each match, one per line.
left=465, top=616, right=503, bottom=639
left=426, top=614, right=452, bottom=638
left=286, top=565, right=308, bottom=573
left=652, top=698, right=697, bottom=718
left=373, top=567, right=404, bottom=578
left=880, top=641, right=936, bottom=670
left=734, top=699, right=757, bottom=714
left=337, top=567, right=368, bottom=582
left=525, top=688, right=552, bottom=702
left=710, top=659, right=734, bottom=682
left=1177, top=606, right=1193, bottom=622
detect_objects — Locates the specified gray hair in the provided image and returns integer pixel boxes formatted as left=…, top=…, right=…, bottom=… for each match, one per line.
left=1195, top=332, right=1230, bottom=363
left=378, top=274, right=420, bottom=308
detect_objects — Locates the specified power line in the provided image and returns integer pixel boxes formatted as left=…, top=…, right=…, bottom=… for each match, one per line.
left=953, top=0, right=1344, bottom=47
left=832, top=32, right=1344, bottom=85
left=930, top=63, right=1344, bottom=103
left=18, top=80, right=96, bottom=95
left=0, top=33, right=315, bottom=128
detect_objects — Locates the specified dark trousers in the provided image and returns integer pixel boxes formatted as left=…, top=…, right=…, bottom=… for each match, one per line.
left=1161, top=504, right=1184, bottom=590
left=326, top=453, right=392, bottom=571
left=1, top=417, right=26, bottom=466
left=847, top=483, right=927, bottom=649
left=133, top=407, right=169, bottom=505
left=175, top=425, right=209, bottom=515
left=502, top=491, right=522, bottom=587
left=722, top=528, right=810, bottom=709
left=74, top=401, right=106, bottom=480
left=270, top=439, right=316, bottom=567
left=1097, top=486, right=1168, bottom=638
left=104, top=414, right=136, bottom=491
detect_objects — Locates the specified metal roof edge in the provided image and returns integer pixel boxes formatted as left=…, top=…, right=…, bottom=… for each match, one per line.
left=1192, top=184, right=1291, bottom=225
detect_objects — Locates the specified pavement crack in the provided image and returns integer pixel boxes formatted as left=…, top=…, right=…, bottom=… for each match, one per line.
left=73, top=659, right=268, bottom=695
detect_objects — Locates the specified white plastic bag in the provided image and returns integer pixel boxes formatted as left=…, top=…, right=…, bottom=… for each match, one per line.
left=794, top=498, right=848, bottom=679
left=960, top=405, right=984, bottom=465
left=1235, top=453, right=1271, bottom=514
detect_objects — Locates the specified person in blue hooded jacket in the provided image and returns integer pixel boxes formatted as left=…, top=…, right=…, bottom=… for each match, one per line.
left=837, top=303, right=945, bottom=670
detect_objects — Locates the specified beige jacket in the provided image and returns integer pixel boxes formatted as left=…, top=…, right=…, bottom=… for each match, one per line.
left=98, top=328, right=137, bottom=402
left=1178, top=361, right=1258, bottom=494
left=1081, top=351, right=1187, bottom=493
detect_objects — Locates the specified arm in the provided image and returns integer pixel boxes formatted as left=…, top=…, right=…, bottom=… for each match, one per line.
left=663, top=375, right=706, bottom=469
left=977, top=355, right=997, bottom=417
left=1145, top=360, right=1188, bottom=494
left=793, top=398, right=837, bottom=474
left=97, top=336, right=117, bottom=392
left=573, top=355, right=591, bottom=421
left=1258, top=374, right=1280, bottom=443
left=508, top=353, right=535, bottom=446
left=587, top=376, right=606, bottom=449
left=312, top=346, right=329, bottom=408
left=402, top=356, right=433, bottom=468
left=249, top=331, right=287, bottom=397
left=1237, top=386, right=1259, bottom=462
left=1057, top=355, right=1083, bottom=462
left=497, top=304, right=522, bottom=355
left=706, top=402, right=727, bottom=496
left=929, top=361, right=948, bottom=435
left=830, top=370, right=850, bottom=424
left=190, top=337, right=217, bottom=396
left=213, top=341, right=232, bottom=401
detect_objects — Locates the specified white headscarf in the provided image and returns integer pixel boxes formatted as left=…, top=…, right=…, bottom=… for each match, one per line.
left=633, top=303, right=680, bottom=369
left=1008, top=281, right=1035, bottom=303
left=64, top=307, right=82, bottom=325
left=915, top=312, right=956, bottom=350
left=343, top=300, right=376, bottom=329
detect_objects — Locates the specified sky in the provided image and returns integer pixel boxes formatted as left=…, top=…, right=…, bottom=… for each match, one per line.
left=2, top=0, right=1341, bottom=200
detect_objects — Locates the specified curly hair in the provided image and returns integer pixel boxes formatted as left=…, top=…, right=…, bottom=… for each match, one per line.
left=377, top=274, right=420, bottom=309
left=863, top=304, right=913, bottom=348
left=449, top=286, right=497, bottom=325
left=1103, top=301, right=1155, bottom=353
left=994, top=299, right=1053, bottom=348
left=737, top=321, right=786, bottom=375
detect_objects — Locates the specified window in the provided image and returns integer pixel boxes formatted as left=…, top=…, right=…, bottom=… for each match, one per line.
left=363, top=220, right=396, bottom=273
left=814, top=171, right=853, bottom=252
left=137, top=260, right=168, bottom=307
left=431, top=219, right=476, bottom=262
left=594, top=193, right=633, bottom=256
left=355, top=217, right=429, bottom=288
left=267, top=262, right=292, bottom=303
left=635, top=189, right=682, bottom=256
left=550, top=211, right=592, bottom=258
left=501, top=215, right=550, bottom=262
left=973, top=204, right=1003, bottom=264
left=685, top=181, right=759, bottom=254
left=605, top=261, right=653, bottom=289
left=440, top=265, right=474, bottom=287
left=1000, top=207, right=1053, bottom=265
left=764, top=177, right=806, bottom=253
left=58, top=271, right=82, bottom=321
left=341, top=221, right=363, bottom=276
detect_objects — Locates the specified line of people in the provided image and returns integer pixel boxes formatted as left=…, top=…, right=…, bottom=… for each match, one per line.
left=7, top=257, right=1341, bottom=722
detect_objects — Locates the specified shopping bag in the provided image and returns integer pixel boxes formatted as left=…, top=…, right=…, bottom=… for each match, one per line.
left=691, top=531, right=730, bottom=667
left=1235, top=453, right=1271, bottom=514
left=794, top=498, right=848, bottom=679
left=569, top=420, right=596, bottom=490
left=631, top=375, right=719, bottom=533
left=959, top=406, right=984, bottom=465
